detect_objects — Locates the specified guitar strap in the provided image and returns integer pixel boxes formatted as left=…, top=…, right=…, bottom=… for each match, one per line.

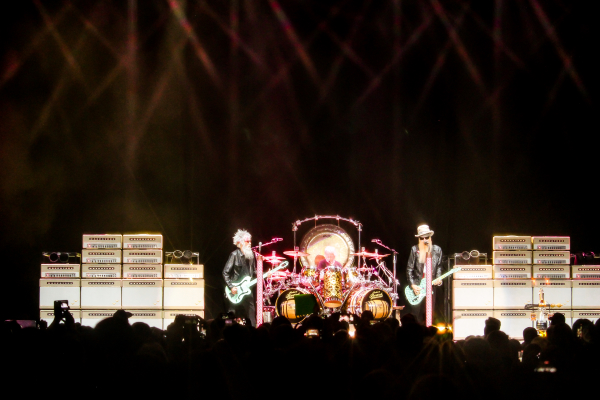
left=425, top=252, right=433, bottom=327
left=254, top=251, right=263, bottom=327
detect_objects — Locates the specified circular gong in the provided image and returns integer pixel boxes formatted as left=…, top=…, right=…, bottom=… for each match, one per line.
left=299, top=224, right=355, bottom=269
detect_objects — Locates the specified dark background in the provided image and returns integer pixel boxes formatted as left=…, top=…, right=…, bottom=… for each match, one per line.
left=1, top=1, right=597, bottom=321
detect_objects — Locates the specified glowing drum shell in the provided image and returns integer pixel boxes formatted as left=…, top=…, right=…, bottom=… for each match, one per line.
left=275, top=288, right=320, bottom=323
left=345, top=288, right=392, bottom=320
left=300, top=265, right=319, bottom=287
left=322, top=266, right=343, bottom=308
left=342, top=267, right=361, bottom=289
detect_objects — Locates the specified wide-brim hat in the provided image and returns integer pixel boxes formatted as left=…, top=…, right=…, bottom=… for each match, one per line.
left=415, top=224, right=434, bottom=238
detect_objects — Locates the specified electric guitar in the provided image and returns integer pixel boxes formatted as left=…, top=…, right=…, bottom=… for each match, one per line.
left=404, top=267, right=461, bottom=305
left=225, top=261, right=288, bottom=304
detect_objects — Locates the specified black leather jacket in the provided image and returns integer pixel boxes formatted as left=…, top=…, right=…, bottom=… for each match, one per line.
left=406, top=244, right=443, bottom=286
left=223, top=248, right=255, bottom=289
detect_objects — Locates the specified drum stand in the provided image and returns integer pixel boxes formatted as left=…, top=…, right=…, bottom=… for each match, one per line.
left=372, top=239, right=399, bottom=306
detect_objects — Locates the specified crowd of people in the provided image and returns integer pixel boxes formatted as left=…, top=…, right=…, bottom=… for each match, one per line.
left=3, top=309, right=600, bottom=399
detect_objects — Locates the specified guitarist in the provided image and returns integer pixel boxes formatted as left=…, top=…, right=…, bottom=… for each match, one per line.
left=223, top=229, right=256, bottom=327
left=406, top=224, right=443, bottom=323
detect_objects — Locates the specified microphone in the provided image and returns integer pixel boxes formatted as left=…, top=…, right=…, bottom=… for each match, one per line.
left=259, top=242, right=262, bottom=253
left=273, top=238, right=283, bottom=242
left=371, top=239, right=380, bottom=243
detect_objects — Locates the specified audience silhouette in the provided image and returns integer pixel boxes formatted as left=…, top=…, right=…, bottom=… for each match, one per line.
left=2, top=310, right=600, bottom=399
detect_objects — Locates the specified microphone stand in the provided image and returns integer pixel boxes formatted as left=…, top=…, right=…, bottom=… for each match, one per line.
left=372, top=239, right=398, bottom=306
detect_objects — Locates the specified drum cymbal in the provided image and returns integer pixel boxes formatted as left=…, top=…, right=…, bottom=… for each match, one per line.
left=351, top=251, right=377, bottom=257
left=264, top=254, right=285, bottom=263
left=270, top=271, right=289, bottom=277
left=368, top=253, right=389, bottom=259
left=283, top=250, right=310, bottom=257
left=357, top=267, right=373, bottom=271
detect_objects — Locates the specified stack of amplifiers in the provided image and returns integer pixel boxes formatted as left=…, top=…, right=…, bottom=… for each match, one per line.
left=81, top=234, right=123, bottom=310
left=39, top=251, right=82, bottom=314
left=487, top=237, right=535, bottom=340
left=452, top=235, right=600, bottom=338
left=121, top=235, right=164, bottom=317
left=39, top=232, right=207, bottom=328
left=123, top=234, right=163, bottom=278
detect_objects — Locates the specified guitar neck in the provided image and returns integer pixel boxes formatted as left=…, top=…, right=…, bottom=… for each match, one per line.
left=245, top=261, right=289, bottom=287
left=436, top=268, right=461, bottom=281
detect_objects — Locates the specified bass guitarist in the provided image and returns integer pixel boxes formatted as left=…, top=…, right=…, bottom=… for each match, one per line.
left=223, top=229, right=256, bottom=326
left=406, top=224, right=443, bottom=323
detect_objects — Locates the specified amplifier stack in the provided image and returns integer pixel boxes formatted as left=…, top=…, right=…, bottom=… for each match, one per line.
left=452, top=235, right=600, bottom=340
left=39, top=233, right=204, bottom=329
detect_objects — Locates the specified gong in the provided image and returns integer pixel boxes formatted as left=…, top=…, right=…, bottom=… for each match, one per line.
left=299, top=224, right=355, bottom=269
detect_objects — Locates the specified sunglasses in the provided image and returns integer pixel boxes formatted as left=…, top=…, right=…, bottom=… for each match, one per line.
left=419, top=237, right=430, bottom=240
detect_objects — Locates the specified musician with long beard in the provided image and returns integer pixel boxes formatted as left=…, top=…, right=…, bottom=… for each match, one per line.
left=223, top=229, right=256, bottom=327
left=406, top=224, right=443, bottom=323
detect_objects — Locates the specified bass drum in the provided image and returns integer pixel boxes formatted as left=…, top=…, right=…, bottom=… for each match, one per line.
left=275, top=288, right=321, bottom=323
left=344, top=287, right=392, bottom=320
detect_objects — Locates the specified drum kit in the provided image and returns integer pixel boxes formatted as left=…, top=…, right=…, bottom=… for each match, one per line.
left=262, top=248, right=397, bottom=323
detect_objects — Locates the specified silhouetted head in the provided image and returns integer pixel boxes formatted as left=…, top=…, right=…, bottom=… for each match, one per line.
left=484, top=317, right=501, bottom=336
left=549, top=312, right=566, bottom=326
left=523, top=327, right=539, bottom=345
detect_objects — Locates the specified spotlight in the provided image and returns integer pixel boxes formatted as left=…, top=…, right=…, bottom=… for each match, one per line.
left=435, top=323, right=452, bottom=334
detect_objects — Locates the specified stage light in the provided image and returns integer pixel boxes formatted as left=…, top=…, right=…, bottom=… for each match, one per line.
left=435, top=323, right=452, bottom=334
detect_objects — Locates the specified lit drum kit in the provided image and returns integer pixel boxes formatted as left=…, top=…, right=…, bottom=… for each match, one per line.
left=261, top=217, right=399, bottom=323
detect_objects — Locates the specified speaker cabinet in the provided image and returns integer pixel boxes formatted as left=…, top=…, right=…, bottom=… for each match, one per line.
left=493, top=279, right=533, bottom=309
left=126, top=310, right=163, bottom=329
left=572, top=310, right=600, bottom=324
left=163, top=310, right=205, bottom=329
left=453, top=310, right=492, bottom=340
left=452, top=280, right=493, bottom=309
left=493, top=310, right=534, bottom=340
left=40, top=309, right=81, bottom=325
left=572, top=280, right=600, bottom=309
left=163, top=279, right=205, bottom=310
left=80, top=279, right=122, bottom=309
left=532, top=280, right=572, bottom=309
left=121, top=279, right=163, bottom=309
left=39, top=279, right=81, bottom=309
left=81, top=310, right=118, bottom=328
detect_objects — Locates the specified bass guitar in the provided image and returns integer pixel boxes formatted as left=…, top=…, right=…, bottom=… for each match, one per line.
left=225, top=261, right=288, bottom=304
left=404, top=267, right=461, bottom=305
